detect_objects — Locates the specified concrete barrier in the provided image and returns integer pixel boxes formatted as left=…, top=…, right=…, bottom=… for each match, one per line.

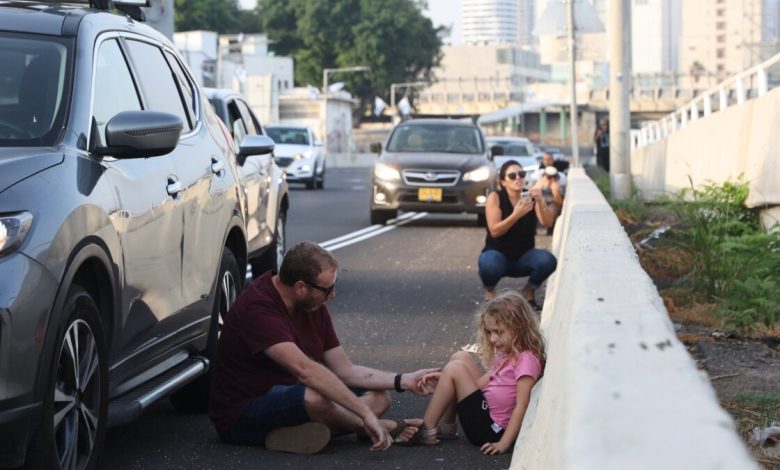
left=511, top=168, right=757, bottom=470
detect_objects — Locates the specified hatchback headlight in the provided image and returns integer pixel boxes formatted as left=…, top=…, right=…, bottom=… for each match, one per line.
left=0, top=212, right=33, bottom=256
left=374, top=163, right=400, bottom=181
left=463, top=165, right=491, bottom=182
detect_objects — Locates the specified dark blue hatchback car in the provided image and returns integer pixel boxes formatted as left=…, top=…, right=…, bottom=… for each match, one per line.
left=0, top=2, right=275, bottom=468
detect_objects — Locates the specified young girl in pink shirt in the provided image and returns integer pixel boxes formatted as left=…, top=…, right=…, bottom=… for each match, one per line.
left=411, top=290, right=545, bottom=454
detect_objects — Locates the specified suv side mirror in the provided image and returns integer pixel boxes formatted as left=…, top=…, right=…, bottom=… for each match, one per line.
left=369, top=142, right=382, bottom=154
left=95, top=111, right=183, bottom=158
left=238, top=134, right=275, bottom=159
left=490, top=145, right=503, bottom=160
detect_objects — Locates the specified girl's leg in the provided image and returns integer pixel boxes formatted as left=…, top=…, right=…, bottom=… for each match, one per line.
left=439, top=352, right=482, bottom=427
left=422, top=358, right=480, bottom=433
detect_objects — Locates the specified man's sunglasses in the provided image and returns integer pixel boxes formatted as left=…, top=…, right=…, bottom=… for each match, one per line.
left=505, top=171, right=527, bottom=180
left=305, top=280, right=337, bottom=296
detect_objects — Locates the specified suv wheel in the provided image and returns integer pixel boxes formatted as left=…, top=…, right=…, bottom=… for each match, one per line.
left=370, top=208, right=397, bottom=225
left=477, top=212, right=487, bottom=227
left=27, top=286, right=108, bottom=470
left=250, top=209, right=286, bottom=279
left=315, top=163, right=325, bottom=189
left=169, top=247, right=240, bottom=413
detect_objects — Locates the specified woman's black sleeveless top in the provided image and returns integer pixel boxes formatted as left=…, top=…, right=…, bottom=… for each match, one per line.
left=482, top=190, right=537, bottom=259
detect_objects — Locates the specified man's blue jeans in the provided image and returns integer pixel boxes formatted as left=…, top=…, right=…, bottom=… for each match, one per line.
left=478, top=248, right=557, bottom=289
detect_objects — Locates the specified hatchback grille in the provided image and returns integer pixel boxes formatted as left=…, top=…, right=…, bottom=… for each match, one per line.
left=275, top=157, right=293, bottom=168
left=402, top=170, right=460, bottom=186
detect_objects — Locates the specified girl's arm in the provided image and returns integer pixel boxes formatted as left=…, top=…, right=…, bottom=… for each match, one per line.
left=480, top=376, right=535, bottom=455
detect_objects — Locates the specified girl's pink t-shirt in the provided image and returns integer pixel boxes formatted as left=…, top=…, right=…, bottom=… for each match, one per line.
left=481, top=350, right=542, bottom=428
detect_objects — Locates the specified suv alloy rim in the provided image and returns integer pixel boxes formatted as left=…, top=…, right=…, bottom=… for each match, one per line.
left=54, top=319, right=101, bottom=470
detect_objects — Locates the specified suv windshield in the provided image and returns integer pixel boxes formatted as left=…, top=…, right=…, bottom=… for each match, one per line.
left=266, top=127, right=309, bottom=145
left=387, top=123, right=484, bottom=154
left=0, top=33, right=72, bottom=146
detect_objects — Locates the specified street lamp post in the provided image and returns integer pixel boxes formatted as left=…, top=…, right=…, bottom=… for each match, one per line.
left=566, top=0, right=580, bottom=168
left=321, top=66, right=369, bottom=154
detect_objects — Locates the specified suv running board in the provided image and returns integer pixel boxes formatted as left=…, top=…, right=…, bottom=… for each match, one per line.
left=107, top=356, right=208, bottom=427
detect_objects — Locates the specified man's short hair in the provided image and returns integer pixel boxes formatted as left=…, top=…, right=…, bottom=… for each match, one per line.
left=278, top=241, right=339, bottom=286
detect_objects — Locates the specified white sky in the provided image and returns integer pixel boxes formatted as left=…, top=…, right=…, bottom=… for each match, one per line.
left=424, top=0, right=462, bottom=44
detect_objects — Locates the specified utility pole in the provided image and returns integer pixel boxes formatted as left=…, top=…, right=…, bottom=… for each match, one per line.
left=609, top=0, right=632, bottom=199
left=567, top=0, right=580, bottom=168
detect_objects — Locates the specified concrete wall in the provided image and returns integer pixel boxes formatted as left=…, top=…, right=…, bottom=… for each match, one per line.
left=510, top=169, right=757, bottom=470
left=631, top=86, right=780, bottom=212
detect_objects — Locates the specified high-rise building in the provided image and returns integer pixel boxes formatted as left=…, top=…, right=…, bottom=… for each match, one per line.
left=462, top=0, right=519, bottom=44
left=632, top=0, right=680, bottom=76
left=680, top=0, right=780, bottom=83
left=518, top=0, right=536, bottom=47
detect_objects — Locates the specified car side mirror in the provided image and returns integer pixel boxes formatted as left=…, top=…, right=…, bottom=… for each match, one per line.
left=238, top=134, right=275, bottom=161
left=370, top=142, right=382, bottom=154
left=94, top=111, right=183, bottom=158
left=314, top=139, right=323, bottom=147
left=489, top=145, right=503, bottom=160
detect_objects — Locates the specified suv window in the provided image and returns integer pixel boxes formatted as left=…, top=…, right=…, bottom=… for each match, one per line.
left=93, top=39, right=141, bottom=143
left=387, top=123, right=484, bottom=154
left=235, top=99, right=259, bottom=135
left=164, top=50, right=196, bottom=127
left=0, top=32, right=72, bottom=146
left=226, top=101, right=247, bottom=147
left=125, top=40, right=192, bottom=131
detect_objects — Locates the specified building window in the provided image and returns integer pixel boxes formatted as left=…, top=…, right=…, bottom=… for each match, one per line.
left=717, top=64, right=725, bottom=72
left=717, top=48, right=725, bottom=58
left=716, top=8, right=725, bottom=16
left=716, top=21, right=726, bottom=30
left=717, top=35, right=726, bottom=43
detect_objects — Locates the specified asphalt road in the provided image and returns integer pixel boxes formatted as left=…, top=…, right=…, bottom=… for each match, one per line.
left=100, top=168, right=533, bottom=470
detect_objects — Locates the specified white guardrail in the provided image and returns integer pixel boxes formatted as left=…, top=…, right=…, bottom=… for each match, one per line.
left=510, top=169, right=758, bottom=470
left=632, top=51, right=780, bottom=149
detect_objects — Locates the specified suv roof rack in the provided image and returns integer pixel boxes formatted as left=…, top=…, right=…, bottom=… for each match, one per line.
left=37, top=0, right=150, bottom=21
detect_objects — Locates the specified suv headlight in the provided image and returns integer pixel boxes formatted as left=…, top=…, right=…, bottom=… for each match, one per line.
left=463, top=165, right=491, bottom=182
left=0, top=212, right=33, bottom=256
left=374, top=163, right=400, bottom=181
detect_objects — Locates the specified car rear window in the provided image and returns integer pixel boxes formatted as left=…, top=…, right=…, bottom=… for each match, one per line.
left=387, top=123, right=484, bottom=154
left=265, top=127, right=309, bottom=145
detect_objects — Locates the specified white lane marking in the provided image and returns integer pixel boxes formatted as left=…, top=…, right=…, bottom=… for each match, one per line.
left=320, top=212, right=428, bottom=251
left=247, top=211, right=429, bottom=278
left=351, top=185, right=366, bottom=190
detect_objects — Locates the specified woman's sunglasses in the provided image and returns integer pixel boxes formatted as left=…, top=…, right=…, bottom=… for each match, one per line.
left=505, top=171, right=527, bottom=180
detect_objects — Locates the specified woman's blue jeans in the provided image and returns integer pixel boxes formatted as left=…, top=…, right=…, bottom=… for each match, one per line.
left=478, top=248, right=557, bottom=290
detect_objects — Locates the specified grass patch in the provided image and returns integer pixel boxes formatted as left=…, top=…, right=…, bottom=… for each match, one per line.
left=723, top=395, right=780, bottom=436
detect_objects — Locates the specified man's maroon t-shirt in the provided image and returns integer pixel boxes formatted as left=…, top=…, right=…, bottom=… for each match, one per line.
left=208, top=271, right=340, bottom=433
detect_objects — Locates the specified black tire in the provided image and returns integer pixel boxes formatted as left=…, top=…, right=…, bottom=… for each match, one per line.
left=250, top=209, right=286, bottom=279
left=316, top=163, right=325, bottom=189
left=305, top=177, right=315, bottom=190
left=370, top=208, right=397, bottom=225
left=169, top=247, right=240, bottom=413
left=477, top=212, right=487, bottom=227
left=26, top=286, right=108, bottom=470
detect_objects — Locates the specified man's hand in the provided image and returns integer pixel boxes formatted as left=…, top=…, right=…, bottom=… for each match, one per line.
left=417, top=371, right=441, bottom=394
left=401, top=368, right=441, bottom=396
left=363, top=413, right=392, bottom=451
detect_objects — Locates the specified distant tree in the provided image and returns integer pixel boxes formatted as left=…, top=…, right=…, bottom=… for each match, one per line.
left=175, top=0, right=261, bottom=34
left=256, top=0, right=444, bottom=116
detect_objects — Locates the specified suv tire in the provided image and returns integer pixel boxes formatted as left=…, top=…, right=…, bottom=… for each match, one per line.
left=250, top=209, right=286, bottom=279
left=26, top=285, right=108, bottom=470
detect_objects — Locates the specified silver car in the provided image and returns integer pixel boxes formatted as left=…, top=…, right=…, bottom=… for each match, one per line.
left=486, top=136, right=541, bottom=189
left=265, top=125, right=326, bottom=190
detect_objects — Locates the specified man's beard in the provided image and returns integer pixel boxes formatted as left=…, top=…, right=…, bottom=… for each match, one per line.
left=294, top=294, right=322, bottom=312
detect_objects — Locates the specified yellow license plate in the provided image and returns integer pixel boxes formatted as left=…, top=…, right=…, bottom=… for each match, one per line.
left=418, top=187, right=442, bottom=202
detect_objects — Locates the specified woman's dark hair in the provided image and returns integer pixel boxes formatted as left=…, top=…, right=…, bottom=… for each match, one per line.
left=278, top=241, right=339, bottom=286
left=499, top=160, right=523, bottom=180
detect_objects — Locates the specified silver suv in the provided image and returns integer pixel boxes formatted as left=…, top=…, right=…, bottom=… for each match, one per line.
left=0, top=2, right=273, bottom=468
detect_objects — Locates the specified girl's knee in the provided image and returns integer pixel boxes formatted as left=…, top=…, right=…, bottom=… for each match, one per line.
left=365, top=390, right=391, bottom=415
left=449, top=350, right=474, bottom=364
left=304, top=388, right=334, bottom=415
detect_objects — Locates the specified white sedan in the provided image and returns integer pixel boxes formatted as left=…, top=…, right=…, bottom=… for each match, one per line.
left=486, top=136, right=541, bottom=189
left=265, top=125, right=326, bottom=189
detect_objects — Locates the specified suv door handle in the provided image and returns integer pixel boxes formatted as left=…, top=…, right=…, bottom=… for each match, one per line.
left=211, top=157, right=224, bottom=175
left=167, top=177, right=183, bottom=196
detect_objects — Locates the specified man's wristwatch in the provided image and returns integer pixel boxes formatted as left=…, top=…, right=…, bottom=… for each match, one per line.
left=394, top=373, right=405, bottom=393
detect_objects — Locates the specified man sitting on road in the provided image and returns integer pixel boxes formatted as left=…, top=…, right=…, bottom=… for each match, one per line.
left=533, top=166, right=566, bottom=235
left=209, top=241, right=436, bottom=454
left=533, top=152, right=568, bottom=185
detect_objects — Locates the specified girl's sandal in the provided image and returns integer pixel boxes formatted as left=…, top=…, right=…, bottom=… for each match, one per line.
left=397, top=426, right=439, bottom=446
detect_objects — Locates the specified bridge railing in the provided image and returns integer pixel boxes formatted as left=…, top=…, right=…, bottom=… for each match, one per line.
left=633, top=51, right=780, bottom=149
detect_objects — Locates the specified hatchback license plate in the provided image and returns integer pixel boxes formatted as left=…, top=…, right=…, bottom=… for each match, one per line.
left=418, top=187, right=442, bottom=202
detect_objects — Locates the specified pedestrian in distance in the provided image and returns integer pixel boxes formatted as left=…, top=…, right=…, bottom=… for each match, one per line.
left=594, top=119, right=610, bottom=171
left=478, top=160, right=558, bottom=306
left=209, top=241, right=439, bottom=454
left=405, top=290, right=545, bottom=454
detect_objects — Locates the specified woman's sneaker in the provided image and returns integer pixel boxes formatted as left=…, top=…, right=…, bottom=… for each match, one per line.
left=264, top=422, right=331, bottom=454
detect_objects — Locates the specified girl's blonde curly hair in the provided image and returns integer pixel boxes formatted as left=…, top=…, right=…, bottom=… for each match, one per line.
left=477, top=290, right=546, bottom=370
